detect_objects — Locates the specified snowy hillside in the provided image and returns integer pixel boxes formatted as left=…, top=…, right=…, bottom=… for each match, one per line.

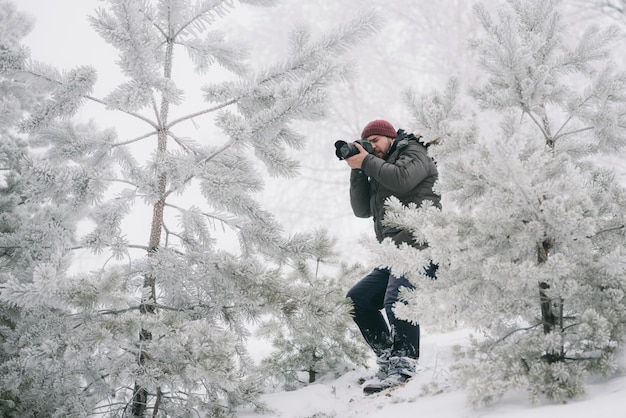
left=238, top=328, right=626, bottom=418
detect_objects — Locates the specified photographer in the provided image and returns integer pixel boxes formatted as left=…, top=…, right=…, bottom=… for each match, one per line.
left=342, top=119, right=441, bottom=394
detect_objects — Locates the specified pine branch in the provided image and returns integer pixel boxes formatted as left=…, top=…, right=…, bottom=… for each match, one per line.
left=553, top=94, right=595, bottom=140
left=112, top=131, right=156, bottom=147
left=171, top=1, right=233, bottom=40
left=523, top=108, right=552, bottom=144
left=128, top=244, right=151, bottom=252
left=592, top=224, right=626, bottom=237
left=86, top=94, right=159, bottom=129
left=488, top=322, right=543, bottom=353
left=100, top=177, right=139, bottom=187
left=167, top=131, right=199, bottom=155
left=152, top=387, right=162, bottom=418
left=166, top=99, right=236, bottom=129
left=98, top=302, right=233, bottom=316
left=23, top=69, right=160, bottom=129
left=163, top=142, right=231, bottom=198
left=164, top=202, right=240, bottom=228
left=91, top=401, right=129, bottom=414
left=156, top=303, right=217, bottom=312
left=140, top=7, right=167, bottom=40
left=99, top=306, right=141, bottom=315
left=151, top=95, right=163, bottom=128
left=553, top=126, right=595, bottom=141
left=161, top=226, right=187, bottom=247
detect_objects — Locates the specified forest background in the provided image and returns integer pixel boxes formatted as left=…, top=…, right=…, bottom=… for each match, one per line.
left=3, top=0, right=626, bottom=417
left=16, top=0, right=626, bottom=259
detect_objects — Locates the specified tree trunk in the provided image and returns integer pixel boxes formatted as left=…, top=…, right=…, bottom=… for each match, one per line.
left=537, top=237, right=564, bottom=362
left=132, top=34, right=174, bottom=416
left=131, top=329, right=153, bottom=417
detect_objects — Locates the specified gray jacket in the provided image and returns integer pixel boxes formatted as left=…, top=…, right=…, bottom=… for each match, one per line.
left=350, top=131, right=441, bottom=248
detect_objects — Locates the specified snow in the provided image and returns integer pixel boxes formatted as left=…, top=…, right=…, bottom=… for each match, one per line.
left=238, top=328, right=626, bottom=418
left=11, top=2, right=626, bottom=417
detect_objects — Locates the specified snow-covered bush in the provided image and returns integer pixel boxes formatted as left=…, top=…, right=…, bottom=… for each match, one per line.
left=381, top=0, right=626, bottom=406
left=257, top=229, right=369, bottom=390
left=0, top=1, right=376, bottom=416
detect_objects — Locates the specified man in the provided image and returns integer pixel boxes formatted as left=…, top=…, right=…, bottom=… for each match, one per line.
left=344, top=119, right=440, bottom=394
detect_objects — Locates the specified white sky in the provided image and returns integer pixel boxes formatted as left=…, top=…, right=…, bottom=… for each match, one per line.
left=19, top=1, right=113, bottom=76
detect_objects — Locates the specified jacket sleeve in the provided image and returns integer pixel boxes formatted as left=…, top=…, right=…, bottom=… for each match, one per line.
left=360, top=146, right=431, bottom=195
left=349, top=169, right=371, bottom=218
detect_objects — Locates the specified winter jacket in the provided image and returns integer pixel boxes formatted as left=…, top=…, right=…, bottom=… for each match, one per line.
left=349, top=130, right=441, bottom=249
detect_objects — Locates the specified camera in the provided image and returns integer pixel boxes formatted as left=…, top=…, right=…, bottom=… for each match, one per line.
left=334, top=139, right=374, bottom=160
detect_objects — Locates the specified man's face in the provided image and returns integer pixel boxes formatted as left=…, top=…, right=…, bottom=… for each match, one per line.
left=367, top=135, right=393, bottom=159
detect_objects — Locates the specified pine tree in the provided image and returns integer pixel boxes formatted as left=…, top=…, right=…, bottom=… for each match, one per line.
left=0, top=3, right=93, bottom=415
left=0, top=0, right=376, bottom=416
left=379, top=0, right=626, bottom=405
left=256, top=229, right=369, bottom=390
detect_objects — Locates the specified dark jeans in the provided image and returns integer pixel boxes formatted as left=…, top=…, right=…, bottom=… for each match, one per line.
left=346, top=268, right=420, bottom=359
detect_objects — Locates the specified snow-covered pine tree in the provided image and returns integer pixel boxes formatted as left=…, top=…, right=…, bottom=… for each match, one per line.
left=0, top=2, right=34, bottom=413
left=256, top=228, right=369, bottom=390
left=378, top=0, right=626, bottom=406
left=0, top=1, right=377, bottom=416
left=0, top=3, right=104, bottom=415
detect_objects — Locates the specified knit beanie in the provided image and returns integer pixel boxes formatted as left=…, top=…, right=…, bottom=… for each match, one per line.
left=361, top=120, right=397, bottom=139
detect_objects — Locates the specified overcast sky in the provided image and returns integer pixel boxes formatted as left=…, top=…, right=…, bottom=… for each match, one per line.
left=19, top=1, right=107, bottom=69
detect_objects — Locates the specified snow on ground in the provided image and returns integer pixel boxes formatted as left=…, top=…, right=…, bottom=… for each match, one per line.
left=237, top=328, right=626, bottom=418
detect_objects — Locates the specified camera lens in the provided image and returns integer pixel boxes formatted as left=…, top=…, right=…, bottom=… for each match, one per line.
left=334, top=140, right=356, bottom=160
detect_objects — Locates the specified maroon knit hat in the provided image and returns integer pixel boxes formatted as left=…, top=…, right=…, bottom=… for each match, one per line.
left=361, top=120, right=397, bottom=139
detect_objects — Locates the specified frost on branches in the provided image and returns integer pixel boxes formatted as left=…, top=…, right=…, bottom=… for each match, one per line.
left=0, top=1, right=375, bottom=417
left=382, top=0, right=626, bottom=406
left=256, top=229, right=370, bottom=391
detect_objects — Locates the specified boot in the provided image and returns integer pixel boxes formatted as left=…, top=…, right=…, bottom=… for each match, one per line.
left=374, top=350, right=391, bottom=380
left=363, top=356, right=417, bottom=395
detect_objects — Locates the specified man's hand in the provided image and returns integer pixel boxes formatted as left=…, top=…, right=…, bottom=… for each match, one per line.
left=345, top=142, right=368, bottom=169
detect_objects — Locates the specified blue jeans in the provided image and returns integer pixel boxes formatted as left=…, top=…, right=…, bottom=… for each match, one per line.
left=346, top=268, right=420, bottom=359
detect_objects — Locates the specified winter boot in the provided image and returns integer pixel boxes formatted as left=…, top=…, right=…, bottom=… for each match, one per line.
left=363, top=356, right=417, bottom=395
left=374, top=351, right=391, bottom=380
left=387, top=356, right=417, bottom=377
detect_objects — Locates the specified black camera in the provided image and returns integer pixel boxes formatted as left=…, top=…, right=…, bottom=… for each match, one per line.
left=334, top=139, right=374, bottom=160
